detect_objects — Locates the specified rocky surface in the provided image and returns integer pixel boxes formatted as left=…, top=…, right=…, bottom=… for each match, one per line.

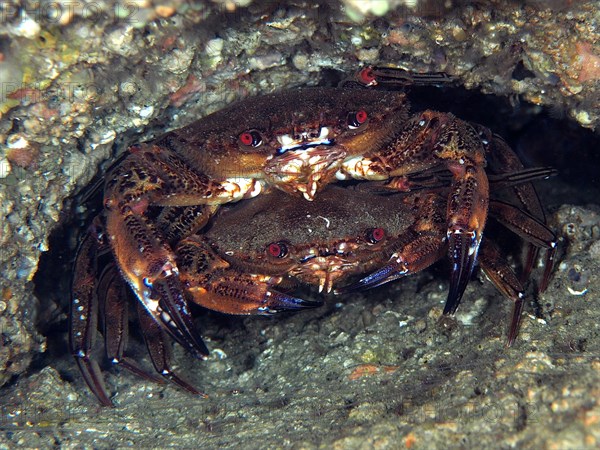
left=0, top=0, right=599, bottom=448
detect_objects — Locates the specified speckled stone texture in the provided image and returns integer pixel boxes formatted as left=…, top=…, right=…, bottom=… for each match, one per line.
left=1, top=0, right=599, bottom=448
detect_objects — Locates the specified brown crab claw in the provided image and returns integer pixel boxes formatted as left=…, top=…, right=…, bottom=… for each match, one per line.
left=186, top=274, right=323, bottom=316
left=336, top=228, right=448, bottom=295
left=149, top=276, right=209, bottom=359
left=444, top=230, right=480, bottom=315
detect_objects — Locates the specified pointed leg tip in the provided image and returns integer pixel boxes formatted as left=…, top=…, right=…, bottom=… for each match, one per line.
left=288, top=298, right=324, bottom=311
left=303, top=298, right=325, bottom=308
left=506, top=335, right=516, bottom=348
left=92, top=391, right=115, bottom=408
left=161, top=369, right=208, bottom=398
left=506, top=318, right=521, bottom=347
left=192, top=340, right=210, bottom=359
left=75, top=358, right=115, bottom=407
left=443, top=276, right=468, bottom=315
left=442, top=301, right=456, bottom=316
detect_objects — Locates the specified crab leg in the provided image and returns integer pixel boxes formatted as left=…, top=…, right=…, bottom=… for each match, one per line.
left=348, top=66, right=455, bottom=88
left=135, top=302, right=207, bottom=397
left=377, top=166, right=556, bottom=203
left=487, top=166, right=558, bottom=189
left=176, top=237, right=323, bottom=315
left=477, top=238, right=525, bottom=347
left=489, top=199, right=557, bottom=292
left=106, top=144, right=262, bottom=209
left=71, top=229, right=167, bottom=406
left=341, top=113, right=489, bottom=314
left=490, top=200, right=556, bottom=250
left=69, top=233, right=114, bottom=407
left=157, top=204, right=220, bottom=244
left=98, top=264, right=165, bottom=384
left=482, top=132, right=557, bottom=290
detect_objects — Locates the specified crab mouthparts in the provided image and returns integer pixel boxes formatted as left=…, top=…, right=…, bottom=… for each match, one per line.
left=292, top=256, right=356, bottom=294
left=276, top=127, right=334, bottom=155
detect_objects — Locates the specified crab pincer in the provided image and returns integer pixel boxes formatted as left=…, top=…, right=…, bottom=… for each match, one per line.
left=339, top=111, right=489, bottom=314
left=176, top=236, right=323, bottom=315
left=70, top=231, right=205, bottom=407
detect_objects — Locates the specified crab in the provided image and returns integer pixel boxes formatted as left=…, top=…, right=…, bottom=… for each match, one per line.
left=70, top=68, right=556, bottom=405
left=72, top=164, right=555, bottom=405
left=186, top=167, right=556, bottom=344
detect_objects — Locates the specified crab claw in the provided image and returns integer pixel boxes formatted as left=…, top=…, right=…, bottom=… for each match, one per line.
left=187, top=276, right=323, bottom=316
left=444, top=229, right=481, bottom=315
left=149, top=276, right=209, bottom=359
left=189, top=281, right=323, bottom=315
left=337, top=230, right=447, bottom=294
left=177, top=236, right=322, bottom=316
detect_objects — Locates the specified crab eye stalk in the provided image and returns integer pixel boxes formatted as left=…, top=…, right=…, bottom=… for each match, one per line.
left=347, top=110, right=369, bottom=130
left=365, top=227, right=386, bottom=244
left=239, top=130, right=263, bottom=147
left=267, top=241, right=289, bottom=258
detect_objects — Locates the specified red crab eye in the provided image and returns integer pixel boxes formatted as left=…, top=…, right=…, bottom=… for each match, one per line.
left=347, top=110, right=368, bottom=129
left=239, top=130, right=263, bottom=147
left=366, top=227, right=386, bottom=244
left=358, top=67, right=376, bottom=85
left=267, top=241, right=288, bottom=258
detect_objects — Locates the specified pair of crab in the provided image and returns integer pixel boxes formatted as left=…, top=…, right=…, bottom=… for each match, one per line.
left=69, top=68, right=557, bottom=406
